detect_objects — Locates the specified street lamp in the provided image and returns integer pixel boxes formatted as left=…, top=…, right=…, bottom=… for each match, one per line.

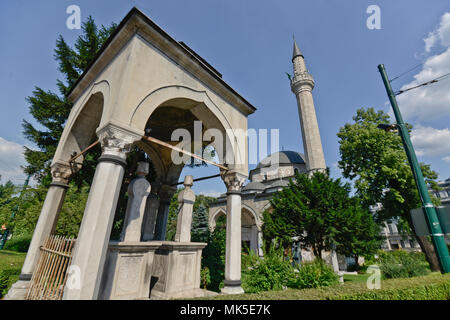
left=377, top=64, right=450, bottom=273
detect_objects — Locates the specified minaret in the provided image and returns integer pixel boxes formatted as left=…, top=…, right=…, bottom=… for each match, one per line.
left=290, top=39, right=326, bottom=172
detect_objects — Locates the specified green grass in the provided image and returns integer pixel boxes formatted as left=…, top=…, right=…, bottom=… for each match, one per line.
left=0, top=250, right=26, bottom=298
left=204, top=273, right=450, bottom=300
left=0, top=250, right=26, bottom=270
left=343, top=273, right=370, bottom=283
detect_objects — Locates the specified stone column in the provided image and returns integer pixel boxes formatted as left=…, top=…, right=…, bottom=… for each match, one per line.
left=63, top=124, right=141, bottom=300
left=174, top=176, right=195, bottom=242
left=141, top=182, right=160, bottom=241
left=5, top=162, right=72, bottom=300
left=257, top=230, right=264, bottom=257
left=120, top=162, right=151, bottom=242
left=154, top=184, right=176, bottom=241
left=221, top=170, right=246, bottom=295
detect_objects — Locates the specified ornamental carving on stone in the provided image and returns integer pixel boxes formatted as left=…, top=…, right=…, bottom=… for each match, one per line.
left=97, top=125, right=142, bottom=156
left=51, top=162, right=73, bottom=184
left=220, top=170, right=246, bottom=192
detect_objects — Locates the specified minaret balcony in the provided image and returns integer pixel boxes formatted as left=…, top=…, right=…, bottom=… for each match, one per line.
left=291, top=72, right=315, bottom=92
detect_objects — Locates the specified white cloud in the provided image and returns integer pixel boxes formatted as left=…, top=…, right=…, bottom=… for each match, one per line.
left=411, top=125, right=450, bottom=157
left=442, top=156, right=450, bottom=163
left=424, top=31, right=437, bottom=53
left=198, top=189, right=223, bottom=198
left=423, top=12, right=450, bottom=52
left=397, top=13, right=450, bottom=122
left=0, top=137, right=27, bottom=184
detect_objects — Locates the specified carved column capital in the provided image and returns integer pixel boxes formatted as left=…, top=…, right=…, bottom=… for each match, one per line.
left=96, top=124, right=142, bottom=159
left=50, top=161, right=72, bottom=185
left=220, top=170, right=247, bottom=192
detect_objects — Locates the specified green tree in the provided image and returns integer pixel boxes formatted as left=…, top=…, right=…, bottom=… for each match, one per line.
left=22, top=16, right=117, bottom=185
left=263, top=170, right=380, bottom=259
left=11, top=16, right=118, bottom=238
left=191, top=204, right=210, bottom=243
left=202, top=216, right=227, bottom=291
left=333, top=199, right=382, bottom=267
left=337, top=107, right=441, bottom=271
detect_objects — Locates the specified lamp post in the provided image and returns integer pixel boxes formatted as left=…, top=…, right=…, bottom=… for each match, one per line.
left=378, top=64, right=450, bottom=273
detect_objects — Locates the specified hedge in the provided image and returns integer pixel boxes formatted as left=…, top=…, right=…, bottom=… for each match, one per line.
left=207, top=273, right=450, bottom=300
left=332, top=281, right=449, bottom=300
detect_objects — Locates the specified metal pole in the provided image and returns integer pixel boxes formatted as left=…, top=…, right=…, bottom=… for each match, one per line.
left=0, top=174, right=31, bottom=249
left=378, top=64, right=450, bottom=273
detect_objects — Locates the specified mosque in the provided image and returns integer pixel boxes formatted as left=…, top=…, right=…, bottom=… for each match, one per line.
left=209, top=40, right=332, bottom=264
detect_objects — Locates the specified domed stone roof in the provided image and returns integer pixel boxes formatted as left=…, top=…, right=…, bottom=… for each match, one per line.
left=267, top=179, right=290, bottom=189
left=256, top=151, right=306, bottom=169
left=242, top=181, right=266, bottom=192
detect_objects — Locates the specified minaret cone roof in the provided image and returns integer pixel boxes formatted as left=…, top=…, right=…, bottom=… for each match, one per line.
left=292, top=38, right=304, bottom=61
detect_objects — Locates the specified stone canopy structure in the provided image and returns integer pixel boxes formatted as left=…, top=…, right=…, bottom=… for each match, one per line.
left=7, top=7, right=256, bottom=300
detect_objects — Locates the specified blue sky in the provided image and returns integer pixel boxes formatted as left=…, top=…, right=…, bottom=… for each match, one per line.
left=1, top=0, right=450, bottom=196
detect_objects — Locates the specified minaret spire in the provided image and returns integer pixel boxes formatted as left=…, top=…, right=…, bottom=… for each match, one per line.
left=292, top=37, right=304, bottom=61
left=290, top=38, right=326, bottom=172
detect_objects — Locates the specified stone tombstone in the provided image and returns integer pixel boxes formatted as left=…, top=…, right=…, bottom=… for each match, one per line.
left=175, top=175, right=195, bottom=243
left=141, top=194, right=160, bottom=241
left=121, top=162, right=151, bottom=242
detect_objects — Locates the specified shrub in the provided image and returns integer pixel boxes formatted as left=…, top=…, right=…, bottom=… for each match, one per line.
left=377, top=250, right=430, bottom=279
left=201, top=267, right=211, bottom=289
left=3, top=233, right=32, bottom=252
left=0, top=267, right=21, bottom=298
left=288, top=259, right=339, bottom=289
left=242, top=245, right=296, bottom=293
left=333, top=281, right=450, bottom=300
left=202, top=226, right=226, bottom=292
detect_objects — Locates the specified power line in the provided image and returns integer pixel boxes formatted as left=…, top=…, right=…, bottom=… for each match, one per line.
left=389, top=63, right=423, bottom=83
left=395, top=72, right=450, bottom=96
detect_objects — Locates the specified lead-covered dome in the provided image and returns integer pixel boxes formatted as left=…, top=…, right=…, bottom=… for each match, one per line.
left=256, top=151, right=306, bottom=169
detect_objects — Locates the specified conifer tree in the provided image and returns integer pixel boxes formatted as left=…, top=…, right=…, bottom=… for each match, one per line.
left=22, top=17, right=117, bottom=185
left=263, top=170, right=381, bottom=259
left=191, top=204, right=210, bottom=243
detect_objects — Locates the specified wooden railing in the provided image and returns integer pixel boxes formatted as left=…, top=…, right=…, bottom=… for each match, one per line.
left=26, top=235, right=76, bottom=300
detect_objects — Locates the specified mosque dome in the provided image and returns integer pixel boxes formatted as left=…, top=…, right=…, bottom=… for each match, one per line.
left=256, top=151, right=306, bottom=169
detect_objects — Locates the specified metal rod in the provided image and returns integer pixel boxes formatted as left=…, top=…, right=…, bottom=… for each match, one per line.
left=68, top=140, right=100, bottom=163
left=142, top=135, right=228, bottom=170
left=171, top=173, right=222, bottom=186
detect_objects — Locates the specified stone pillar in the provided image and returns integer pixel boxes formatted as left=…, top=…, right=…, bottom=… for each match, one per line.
left=250, top=225, right=258, bottom=254
left=141, top=183, right=160, bottom=241
left=154, top=184, right=176, bottom=241
left=5, top=162, right=72, bottom=300
left=120, top=162, right=151, bottom=242
left=221, top=170, right=246, bottom=295
left=331, top=249, right=340, bottom=273
left=63, top=124, right=141, bottom=300
left=257, top=230, right=264, bottom=257
left=174, top=176, right=195, bottom=242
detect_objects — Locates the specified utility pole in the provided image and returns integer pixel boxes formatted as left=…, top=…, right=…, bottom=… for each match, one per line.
left=0, top=174, right=31, bottom=250
left=378, top=64, right=450, bottom=273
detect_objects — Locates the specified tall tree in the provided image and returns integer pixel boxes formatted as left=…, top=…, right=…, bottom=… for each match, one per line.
left=22, top=16, right=117, bottom=185
left=191, top=204, right=210, bottom=243
left=337, top=107, right=441, bottom=271
left=263, top=170, right=381, bottom=259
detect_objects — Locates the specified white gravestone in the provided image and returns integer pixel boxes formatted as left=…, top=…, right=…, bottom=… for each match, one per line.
left=121, top=162, right=151, bottom=242
left=175, top=175, right=195, bottom=242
